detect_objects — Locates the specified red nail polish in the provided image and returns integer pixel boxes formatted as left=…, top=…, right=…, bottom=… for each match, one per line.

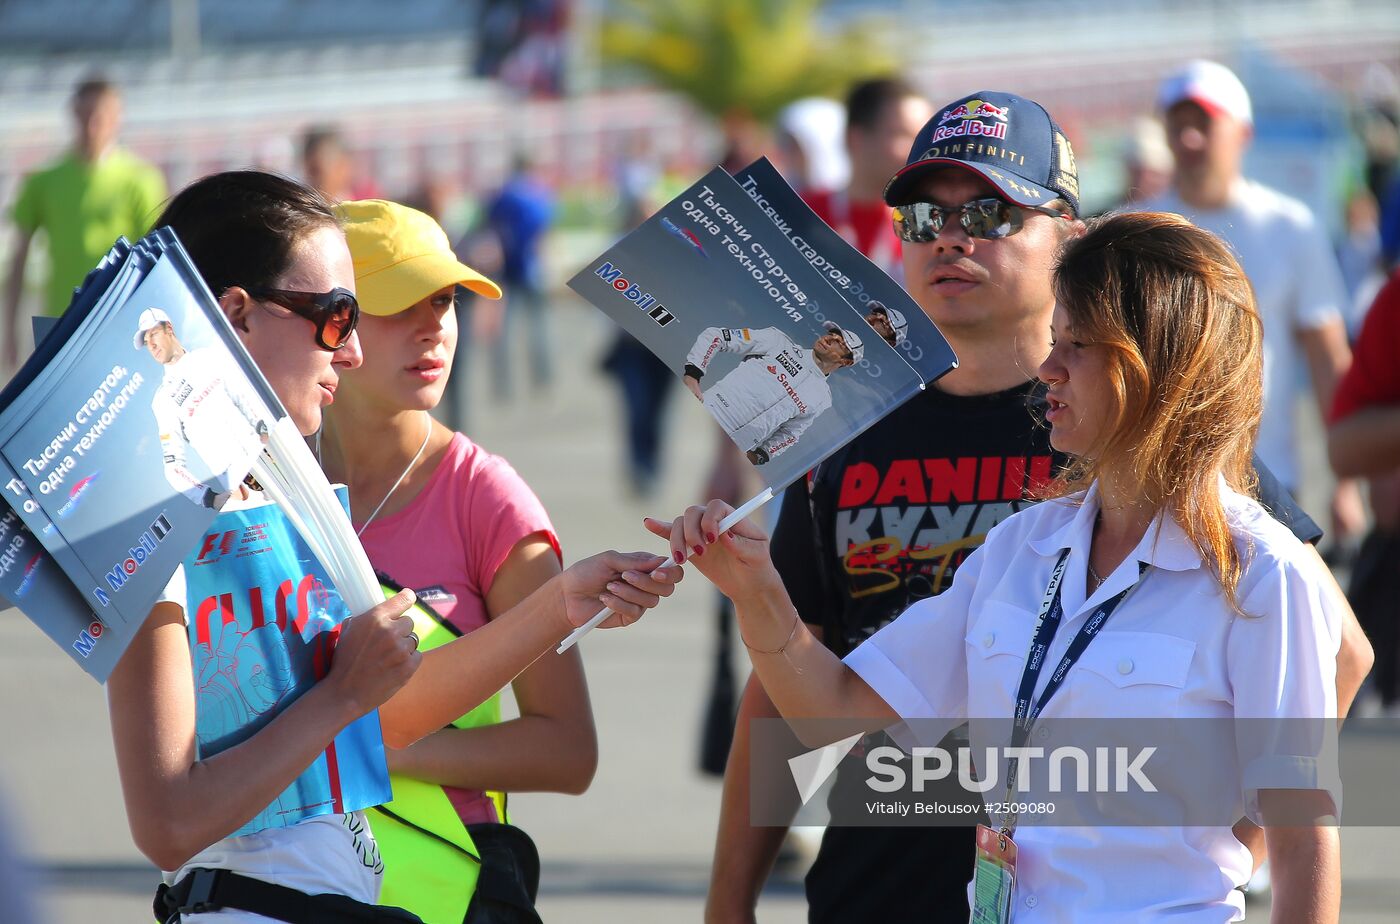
left=706, top=533, right=717, bottom=543
left=693, top=545, right=704, bottom=557
left=674, top=551, right=684, bottom=563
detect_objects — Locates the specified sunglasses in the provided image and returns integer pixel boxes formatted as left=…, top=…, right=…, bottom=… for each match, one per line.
left=244, top=286, right=361, bottom=351
left=891, top=197, right=1068, bottom=243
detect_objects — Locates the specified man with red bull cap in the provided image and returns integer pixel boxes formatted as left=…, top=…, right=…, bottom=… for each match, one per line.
left=709, top=89, right=1091, bottom=923
left=706, top=88, right=1372, bottom=923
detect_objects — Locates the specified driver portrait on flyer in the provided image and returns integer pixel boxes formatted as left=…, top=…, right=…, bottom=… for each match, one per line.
left=136, top=307, right=270, bottom=509
left=864, top=300, right=908, bottom=348
left=682, top=321, right=862, bottom=465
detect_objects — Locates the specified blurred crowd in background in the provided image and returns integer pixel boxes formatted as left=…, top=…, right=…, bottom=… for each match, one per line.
left=5, top=5, right=1400, bottom=922
left=2, top=0, right=1400, bottom=698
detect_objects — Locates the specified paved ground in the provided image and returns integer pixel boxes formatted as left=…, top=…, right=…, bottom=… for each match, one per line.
left=2, top=296, right=1396, bottom=921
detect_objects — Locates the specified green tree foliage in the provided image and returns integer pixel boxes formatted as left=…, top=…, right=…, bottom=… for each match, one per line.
left=599, top=0, right=889, bottom=123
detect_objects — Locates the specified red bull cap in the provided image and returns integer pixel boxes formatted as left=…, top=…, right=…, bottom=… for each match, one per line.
left=885, top=90, right=1080, bottom=216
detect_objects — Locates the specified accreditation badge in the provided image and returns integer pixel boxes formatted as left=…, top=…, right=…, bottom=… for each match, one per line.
left=970, top=823, right=1017, bottom=923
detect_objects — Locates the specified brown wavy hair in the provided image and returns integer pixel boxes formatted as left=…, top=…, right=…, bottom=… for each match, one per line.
left=1044, top=211, right=1263, bottom=611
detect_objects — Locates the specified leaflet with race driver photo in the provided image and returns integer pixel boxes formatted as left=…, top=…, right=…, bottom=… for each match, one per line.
left=568, top=165, right=952, bottom=497
left=0, top=231, right=283, bottom=678
left=732, top=156, right=956, bottom=386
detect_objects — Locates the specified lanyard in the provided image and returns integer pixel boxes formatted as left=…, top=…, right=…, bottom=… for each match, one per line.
left=998, top=548, right=1150, bottom=833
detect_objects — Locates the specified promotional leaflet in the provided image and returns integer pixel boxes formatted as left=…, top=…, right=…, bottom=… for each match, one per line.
left=569, top=166, right=953, bottom=496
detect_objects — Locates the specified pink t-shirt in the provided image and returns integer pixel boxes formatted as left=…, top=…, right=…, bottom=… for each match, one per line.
left=356, top=432, right=559, bottom=824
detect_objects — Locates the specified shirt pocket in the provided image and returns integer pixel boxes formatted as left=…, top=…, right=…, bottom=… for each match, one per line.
left=1071, top=631, right=1197, bottom=720
left=965, top=601, right=1035, bottom=719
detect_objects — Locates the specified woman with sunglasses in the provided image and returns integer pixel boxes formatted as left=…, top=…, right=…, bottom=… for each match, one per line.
left=317, top=198, right=590, bottom=922
left=652, top=212, right=1342, bottom=921
left=104, top=171, right=680, bottom=922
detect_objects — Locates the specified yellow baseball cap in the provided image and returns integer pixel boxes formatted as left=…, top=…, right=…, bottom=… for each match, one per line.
left=335, top=199, right=502, bottom=316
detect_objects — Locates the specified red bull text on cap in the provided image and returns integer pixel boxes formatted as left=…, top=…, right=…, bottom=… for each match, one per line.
left=884, top=89, right=1080, bottom=217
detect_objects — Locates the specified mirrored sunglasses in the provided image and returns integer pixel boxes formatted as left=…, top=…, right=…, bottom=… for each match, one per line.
left=892, top=197, right=1067, bottom=243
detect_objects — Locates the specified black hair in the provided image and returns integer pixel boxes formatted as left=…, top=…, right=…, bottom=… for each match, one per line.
left=845, top=77, right=919, bottom=133
left=155, top=170, right=338, bottom=295
left=72, top=74, right=117, bottom=103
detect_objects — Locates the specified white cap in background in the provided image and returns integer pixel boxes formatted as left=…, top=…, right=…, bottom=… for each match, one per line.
left=1158, top=60, right=1253, bottom=125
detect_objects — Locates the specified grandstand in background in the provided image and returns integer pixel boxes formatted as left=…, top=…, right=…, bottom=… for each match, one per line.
left=0, top=0, right=1397, bottom=226
left=0, top=0, right=475, bottom=50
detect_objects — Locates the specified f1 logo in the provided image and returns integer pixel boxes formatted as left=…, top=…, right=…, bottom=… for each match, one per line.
left=196, top=530, right=237, bottom=562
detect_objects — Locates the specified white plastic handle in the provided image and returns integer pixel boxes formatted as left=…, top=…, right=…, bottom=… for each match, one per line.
left=555, top=488, right=773, bottom=653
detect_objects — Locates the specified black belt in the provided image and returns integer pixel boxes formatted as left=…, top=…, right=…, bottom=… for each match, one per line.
left=155, top=867, right=422, bottom=923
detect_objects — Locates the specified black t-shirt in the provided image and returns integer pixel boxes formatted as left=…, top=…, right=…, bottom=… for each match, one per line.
left=775, top=382, right=1321, bottom=654
left=776, top=380, right=1058, bottom=659
left=770, top=379, right=1320, bottom=921
left=774, top=381, right=1046, bottom=919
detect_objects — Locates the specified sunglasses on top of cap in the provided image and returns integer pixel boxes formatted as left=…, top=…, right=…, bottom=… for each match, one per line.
left=243, top=286, right=361, bottom=351
left=891, top=197, right=1068, bottom=243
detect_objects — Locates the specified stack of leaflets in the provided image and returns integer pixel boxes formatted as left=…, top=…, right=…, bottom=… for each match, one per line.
left=0, top=229, right=389, bottom=833
left=0, top=230, right=283, bottom=679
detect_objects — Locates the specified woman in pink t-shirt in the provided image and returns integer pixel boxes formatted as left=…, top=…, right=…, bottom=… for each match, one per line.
left=322, top=199, right=594, bottom=921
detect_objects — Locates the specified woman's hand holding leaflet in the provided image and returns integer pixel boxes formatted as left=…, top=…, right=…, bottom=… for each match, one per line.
left=559, top=551, right=682, bottom=628
left=643, top=500, right=785, bottom=606
left=328, top=589, right=422, bottom=718
left=644, top=502, right=895, bottom=733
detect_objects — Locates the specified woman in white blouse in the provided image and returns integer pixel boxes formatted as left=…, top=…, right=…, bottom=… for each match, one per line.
left=649, top=212, right=1341, bottom=922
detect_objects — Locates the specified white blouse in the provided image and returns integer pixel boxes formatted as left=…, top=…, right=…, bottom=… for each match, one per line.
left=845, top=480, right=1341, bottom=923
